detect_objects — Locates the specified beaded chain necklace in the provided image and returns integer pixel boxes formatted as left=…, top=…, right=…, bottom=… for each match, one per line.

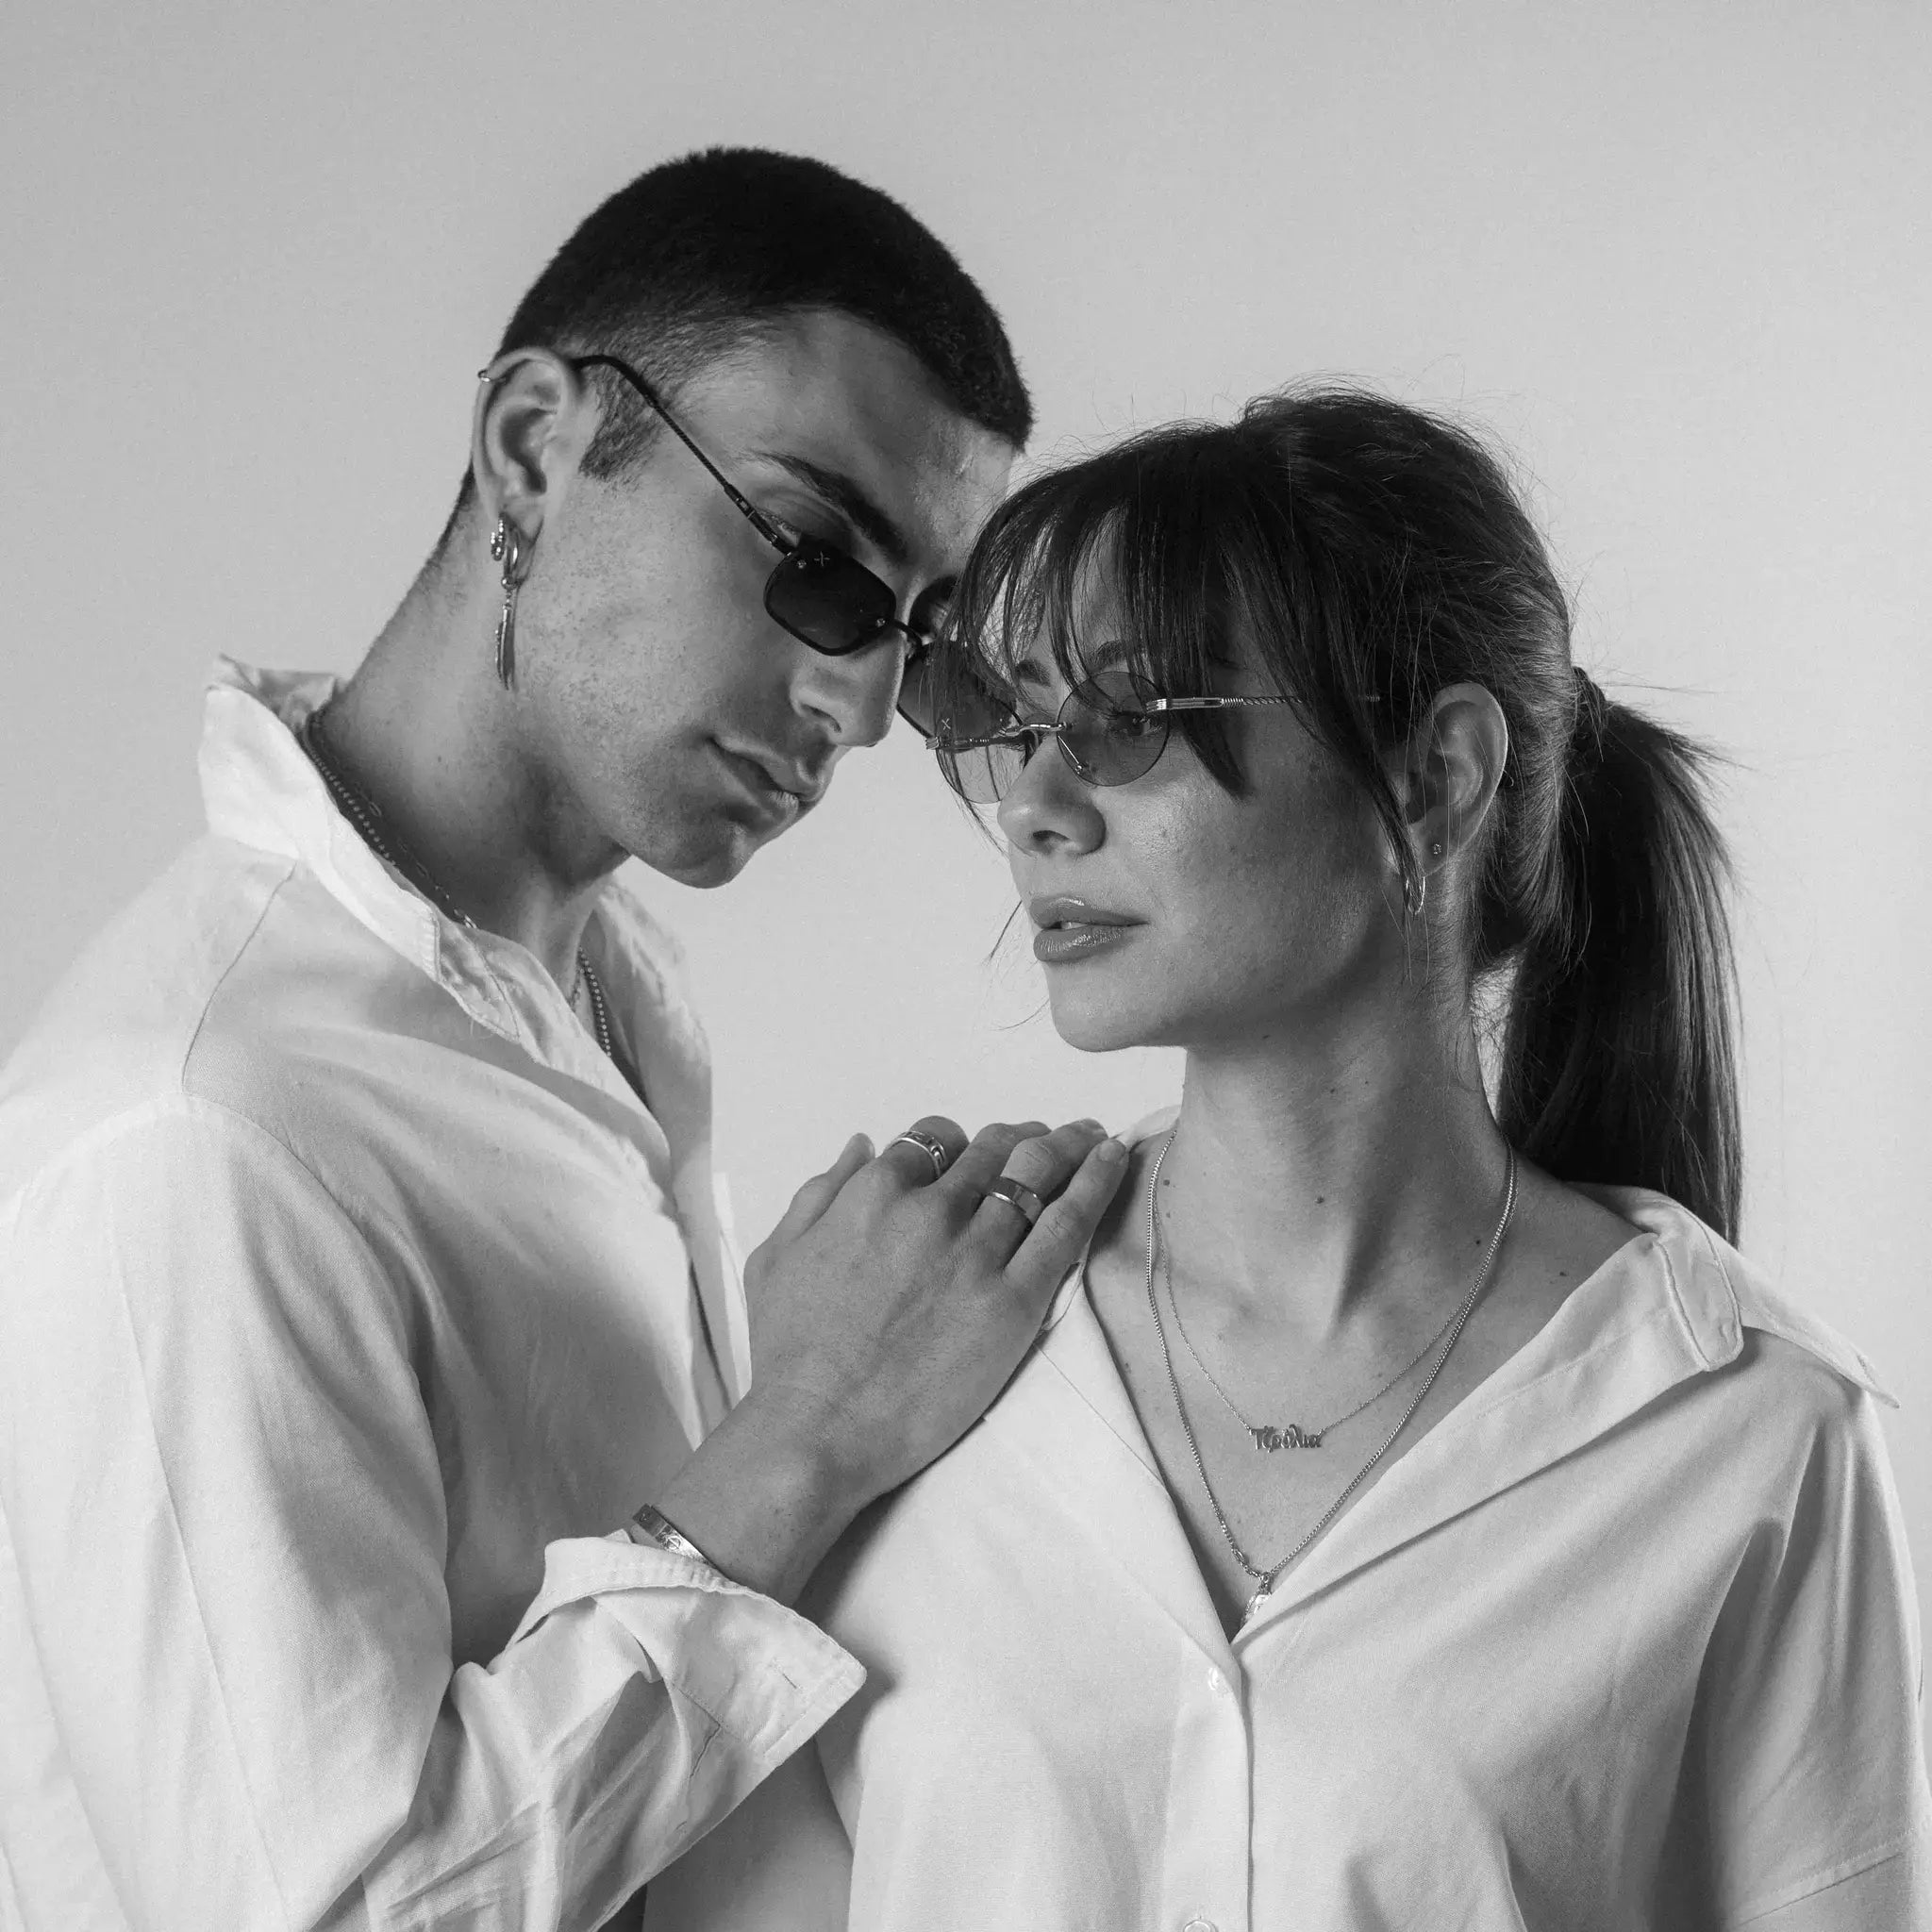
left=299, top=704, right=614, bottom=1063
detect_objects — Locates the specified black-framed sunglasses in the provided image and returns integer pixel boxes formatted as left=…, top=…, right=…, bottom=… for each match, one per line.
left=929, top=662, right=1299, bottom=803
left=561, top=353, right=943, bottom=730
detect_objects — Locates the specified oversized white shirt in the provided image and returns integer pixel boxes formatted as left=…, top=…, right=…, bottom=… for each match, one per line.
left=656, top=1111, right=1932, bottom=1931
left=0, top=661, right=863, bottom=1931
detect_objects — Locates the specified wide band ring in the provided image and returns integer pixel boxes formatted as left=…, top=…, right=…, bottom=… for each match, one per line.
left=887, top=1129, right=952, bottom=1182
left=980, top=1175, right=1045, bottom=1228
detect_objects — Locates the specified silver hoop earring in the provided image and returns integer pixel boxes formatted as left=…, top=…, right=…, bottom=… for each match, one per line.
left=1405, top=867, right=1428, bottom=917
left=490, top=516, right=533, bottom=689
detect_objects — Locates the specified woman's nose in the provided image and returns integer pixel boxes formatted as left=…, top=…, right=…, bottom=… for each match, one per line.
left=996, top=733, right=1107, bottom=853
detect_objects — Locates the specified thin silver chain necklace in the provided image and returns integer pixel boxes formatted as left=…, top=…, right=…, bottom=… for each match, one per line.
left=1142, top=1130, right=1518, bottom=1628
left=298, top=704, right=614, bottom=1063
left=1161, top=1234, right=1463, bottom=1451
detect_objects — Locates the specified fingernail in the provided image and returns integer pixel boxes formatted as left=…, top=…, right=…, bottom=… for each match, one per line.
left=1074, top=1118, right=1106, bottom=1133
left=1094, top=1137, right=1127, bottom=1165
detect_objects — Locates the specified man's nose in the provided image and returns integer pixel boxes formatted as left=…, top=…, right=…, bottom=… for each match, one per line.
left=794, top=635, right=906, bottom=749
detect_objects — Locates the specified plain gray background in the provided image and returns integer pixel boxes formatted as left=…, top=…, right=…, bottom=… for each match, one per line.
left=7, top=0, right=1929, bottom=1718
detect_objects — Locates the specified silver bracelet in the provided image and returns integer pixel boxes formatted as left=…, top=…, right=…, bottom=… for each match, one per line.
left=630, top=1504, right=721, bottom=1571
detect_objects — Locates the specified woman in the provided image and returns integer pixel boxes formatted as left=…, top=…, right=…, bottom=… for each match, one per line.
left=654, top=388, right=1929, bottom=1927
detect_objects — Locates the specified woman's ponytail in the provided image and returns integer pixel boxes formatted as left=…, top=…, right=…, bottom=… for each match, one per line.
left=1495, top=673, right=1743, bottom=1241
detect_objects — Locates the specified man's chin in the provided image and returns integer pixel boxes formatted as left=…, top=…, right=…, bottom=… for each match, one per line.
left=627, top=814, right=774, bottom=891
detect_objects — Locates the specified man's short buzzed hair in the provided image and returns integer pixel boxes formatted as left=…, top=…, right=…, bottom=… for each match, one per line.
left=460, top=146, right=1030, bottom=520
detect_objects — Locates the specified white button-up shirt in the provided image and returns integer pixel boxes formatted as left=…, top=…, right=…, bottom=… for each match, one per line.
left=0, top=661, right=862, bottom=1931
left=656, top=1111, right=1932, bottom=1930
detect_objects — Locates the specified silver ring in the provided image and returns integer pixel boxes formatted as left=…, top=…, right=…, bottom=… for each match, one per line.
left=980, top=1176, right=1045, bottom=1228
left=887, top=1129, right=951, bottom=1182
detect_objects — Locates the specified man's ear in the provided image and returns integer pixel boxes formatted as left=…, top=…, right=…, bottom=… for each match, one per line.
left=469, top=349, right=596, bottom=544
left=1390, top=680, right=1509, bottom=882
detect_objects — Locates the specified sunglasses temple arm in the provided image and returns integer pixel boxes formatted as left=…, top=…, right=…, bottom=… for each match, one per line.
left=924, top=724, right=1055, bottom=754
left=569, top=355, right=792, bottom=551
left=1148, top=696, right=1301, bottom=714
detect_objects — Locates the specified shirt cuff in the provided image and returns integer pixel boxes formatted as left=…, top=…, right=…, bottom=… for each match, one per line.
left=509, top=1530, right=865, bottom=1767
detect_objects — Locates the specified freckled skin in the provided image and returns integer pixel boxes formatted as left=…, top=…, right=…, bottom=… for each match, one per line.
left=996, top=585, right=1407, bottom=1058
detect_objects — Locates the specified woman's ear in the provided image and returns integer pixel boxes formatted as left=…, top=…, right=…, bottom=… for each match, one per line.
left=1391, top=681, right=1509, bottom=884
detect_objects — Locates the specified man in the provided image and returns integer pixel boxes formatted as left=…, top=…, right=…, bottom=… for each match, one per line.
left=0, top=148, right=1125, bottom=1929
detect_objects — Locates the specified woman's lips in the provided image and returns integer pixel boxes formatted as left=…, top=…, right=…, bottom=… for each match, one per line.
left=1032, top=922, right=1139, bottom=963
left=1026, top=896, right=1142, bottom=964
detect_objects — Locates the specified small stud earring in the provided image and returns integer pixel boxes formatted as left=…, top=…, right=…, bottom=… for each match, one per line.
left=490, top=515, right=533, bottom=689
left=1429, top=841, right=1443, bottom=858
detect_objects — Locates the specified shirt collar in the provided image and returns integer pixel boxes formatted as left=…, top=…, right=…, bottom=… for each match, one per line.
left=200, top=658, right=531, bottom=1040
left=201, top=656, right=635, bottom=1071
left=1042, top=1102, right=1890, bottom=1404
left=197, top=658, right=751, bottom=1401
left=1017, top=1102, right=1893, bottom=1644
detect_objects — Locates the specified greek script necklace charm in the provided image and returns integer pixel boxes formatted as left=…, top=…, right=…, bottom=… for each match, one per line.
left=1161, top=1230, right=1461, bottom=1453
left=1248, top=1424, right=1322, bottom=1452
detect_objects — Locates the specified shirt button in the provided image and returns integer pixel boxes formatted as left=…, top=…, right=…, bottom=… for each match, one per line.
left=1206, top=1667, right=1227, bottom=1695
left=1183, top=1918, right=1218, bottom=1932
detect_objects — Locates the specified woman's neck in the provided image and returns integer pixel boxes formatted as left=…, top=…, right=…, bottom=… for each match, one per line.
left=1152, top=1005, right=1512, bottom=1344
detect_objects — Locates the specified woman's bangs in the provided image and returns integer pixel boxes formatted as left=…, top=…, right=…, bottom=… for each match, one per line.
left=945, top=436, right=1232, bottom=707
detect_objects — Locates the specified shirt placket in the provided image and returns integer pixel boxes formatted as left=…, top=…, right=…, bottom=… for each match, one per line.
left=1158, top=1636, right=1254, bottom=1932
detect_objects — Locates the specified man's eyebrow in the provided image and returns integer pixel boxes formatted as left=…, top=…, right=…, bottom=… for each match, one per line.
left=751, top=450, right=910, bottom=565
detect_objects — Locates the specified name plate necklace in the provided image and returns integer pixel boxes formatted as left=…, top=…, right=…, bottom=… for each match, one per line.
left=1142, top=1129, right=1518, bottom=1626
left=1162, top=1221, right=1465, bottom=1452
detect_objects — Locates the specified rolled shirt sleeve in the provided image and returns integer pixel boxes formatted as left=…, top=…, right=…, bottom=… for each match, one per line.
left=0, top=1102, right=862, bottom=1931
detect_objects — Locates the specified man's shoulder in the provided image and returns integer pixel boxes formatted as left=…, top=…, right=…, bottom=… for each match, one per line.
left=0, top=835, right=402, bottom=1201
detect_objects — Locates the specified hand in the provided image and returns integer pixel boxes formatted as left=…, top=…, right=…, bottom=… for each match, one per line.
left=741, top=1117, right=1128, bottom=1511
left=649, top=1116, right=1127, bottom=1603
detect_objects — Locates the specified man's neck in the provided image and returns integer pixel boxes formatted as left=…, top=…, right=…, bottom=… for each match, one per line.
left=321, top=561, right=620, bottom=988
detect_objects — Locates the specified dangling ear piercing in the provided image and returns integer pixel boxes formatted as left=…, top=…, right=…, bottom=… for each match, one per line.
left=1406, top=868, right=1428, bottom=917
left=490, top=515, right=534, bottom=689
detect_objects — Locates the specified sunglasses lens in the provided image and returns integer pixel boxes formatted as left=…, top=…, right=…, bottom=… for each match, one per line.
left=911, top=648, right=1026, bottom=803
left=945, top=738, right=1031, bottom=805
left=1060, top=669, right=1169, bottom=785
left=766, top=541, right=900, bottom=655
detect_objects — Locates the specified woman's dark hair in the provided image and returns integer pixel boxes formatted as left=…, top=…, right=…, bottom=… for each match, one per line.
left=946, top=386, right=1742, bottom=1239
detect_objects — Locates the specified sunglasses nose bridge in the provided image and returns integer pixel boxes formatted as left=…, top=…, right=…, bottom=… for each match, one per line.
left=1054, top=724, right=1100, bottom=785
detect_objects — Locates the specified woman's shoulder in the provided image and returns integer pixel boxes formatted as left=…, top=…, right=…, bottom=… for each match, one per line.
left=1589, top=1181, right=1895, bottom=1414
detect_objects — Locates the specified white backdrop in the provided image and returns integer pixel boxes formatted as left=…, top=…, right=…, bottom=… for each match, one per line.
left=6, top=0, right=1929, bottom=1704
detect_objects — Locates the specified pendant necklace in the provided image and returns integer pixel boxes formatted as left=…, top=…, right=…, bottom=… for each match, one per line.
left=1161, top=1234, right=1464, bottom=1451
left=1142, top=1130, right=1518, bottom=1627
left=299, top=703, right=614, bottom=1063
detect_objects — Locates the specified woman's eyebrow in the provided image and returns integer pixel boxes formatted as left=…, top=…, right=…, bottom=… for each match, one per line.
left=750, top=449, right=909, bottom=565
left=1009, top=638, right=1136, bottom=690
